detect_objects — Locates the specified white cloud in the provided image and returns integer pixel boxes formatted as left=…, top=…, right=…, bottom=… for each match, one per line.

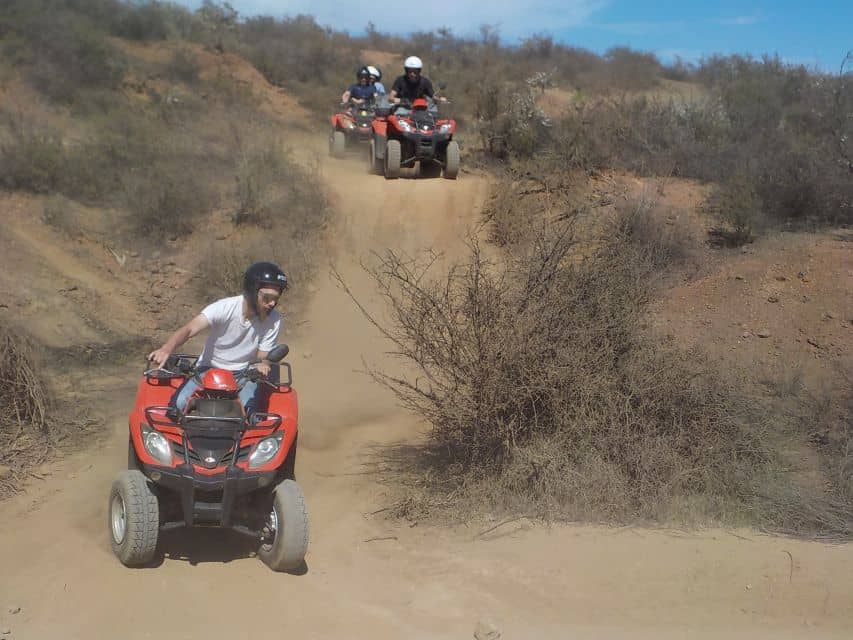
left=591, top=20, right=685, bottom=36
left=183, top=1, right=608, bottom=40
left=716, top=15, right=762, bottom=26
left=655, top=48, right=702, bottom=64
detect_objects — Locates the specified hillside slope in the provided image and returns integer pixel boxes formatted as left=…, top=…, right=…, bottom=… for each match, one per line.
left=0, top=40, right=851, bottom=640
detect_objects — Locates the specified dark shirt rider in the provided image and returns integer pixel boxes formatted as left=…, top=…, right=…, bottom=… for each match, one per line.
left=389, top=56, right=446, bottom=105
left=390, top=73, right=435, bottom=103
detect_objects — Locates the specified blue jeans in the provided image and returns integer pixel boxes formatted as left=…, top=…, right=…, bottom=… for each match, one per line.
left=172, top=367, right=260, bottom=415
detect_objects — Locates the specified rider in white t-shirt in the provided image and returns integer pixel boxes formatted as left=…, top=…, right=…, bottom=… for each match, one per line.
left=147, top=262, right=288, bottom=414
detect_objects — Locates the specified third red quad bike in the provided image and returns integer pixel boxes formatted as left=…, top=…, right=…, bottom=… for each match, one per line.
left=108, top=344, right=308, bottom=572
left=368, top=97, right=459, bottom=179
left=329, top=100, right=375, bottom=158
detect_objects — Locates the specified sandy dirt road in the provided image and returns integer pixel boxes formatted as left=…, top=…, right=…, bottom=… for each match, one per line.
left=0, top=147, right=852, bottom=640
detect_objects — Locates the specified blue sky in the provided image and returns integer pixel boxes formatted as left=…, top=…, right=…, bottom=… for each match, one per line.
left=175, top=1, right=851, bottom=70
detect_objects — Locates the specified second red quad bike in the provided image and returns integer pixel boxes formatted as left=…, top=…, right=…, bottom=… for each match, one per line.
left=368, top=97, right=459, bottom=179
left=108, top=344, right=308, bottom=572
left=329, top=101, right=375, bottom=157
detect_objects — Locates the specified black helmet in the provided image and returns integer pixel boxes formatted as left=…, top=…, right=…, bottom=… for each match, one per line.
left=243, top=261, right=288, bottom=315
left=357, top=67, right=370, bottom=80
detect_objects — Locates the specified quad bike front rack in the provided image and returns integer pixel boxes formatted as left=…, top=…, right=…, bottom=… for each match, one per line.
left=143, top=405, right=283, bottom=529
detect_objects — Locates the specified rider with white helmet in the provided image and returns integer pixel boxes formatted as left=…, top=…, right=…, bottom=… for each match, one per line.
left=389, top=56, right=445, bottom=105
left=366, top=65, right=386, bottom=95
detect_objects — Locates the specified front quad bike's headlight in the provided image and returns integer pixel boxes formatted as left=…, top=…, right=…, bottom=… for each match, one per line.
left=248, top=433, right=284, bottom=468
left=397, top=119, right=414, bottom=132
left=439, top=123, right=453, bottom=133
left=141, top=424, right=172, bottom=465
left=344, top=120, right=357, bottom=129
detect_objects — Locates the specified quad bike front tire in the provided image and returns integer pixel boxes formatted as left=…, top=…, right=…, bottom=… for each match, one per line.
left=330, top=131, right=346, bottom=158
left=109, top=470, right=159, bottom=567
left=127, top=437, right=140, bottom=470
left=258, top=479, right=309, bottom=572
left=443, top=141, right=460, bottom=179
left=385, top=140, right=401, bottom=179
left=367, top=139, right=382, bottom=175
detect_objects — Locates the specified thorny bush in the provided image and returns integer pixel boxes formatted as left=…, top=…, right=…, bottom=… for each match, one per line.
left=340, top=219, right=771, bottom=523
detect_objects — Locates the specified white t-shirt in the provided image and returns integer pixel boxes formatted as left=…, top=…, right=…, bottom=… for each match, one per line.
left=197, top=295, right=281, bottom=370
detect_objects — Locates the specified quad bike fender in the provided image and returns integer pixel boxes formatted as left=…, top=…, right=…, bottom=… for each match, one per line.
left=371, top=118, right=387, bottom=137
left=248, top=387, right=299, bottom=473
left=129, top=376, right=183, bottom=466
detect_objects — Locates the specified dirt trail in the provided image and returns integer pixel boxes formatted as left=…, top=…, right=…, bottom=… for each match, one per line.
left=1, top=145, right=852, bottom=640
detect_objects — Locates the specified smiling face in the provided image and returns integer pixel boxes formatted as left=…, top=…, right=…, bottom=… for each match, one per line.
left=255, top=286, right=282, bottom=320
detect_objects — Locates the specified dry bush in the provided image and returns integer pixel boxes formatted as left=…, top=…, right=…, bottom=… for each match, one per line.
left=482, top=179, right=533, bottom=246
left=123, top=165, right=218, bottom=239
left=0, top=322, right=51, bottom=492
left=341, top=219, right=771, bottom=524
left=236, top=14, right=357, bottom=115
left=613, top=197, right=696, bottom=269
left=42, top=195, right=83, bottom=238
left=234, top=141, right=297, bottom=227
left=478, top=54, right=850, bottom=232
left=705, top=174, right=764, bottom=247
left=761, top=368, right=853, bottom=537
left=108, top=0, right=175, bottom=41
left=594, top=47, right=663, bottom=92
left=0, top=112, right=64, bottom=193
left=164, top=46, right=202, bottom=85
left=3, top=2, right=128, bottom=104
left=230, top=127, right=331, bottom=230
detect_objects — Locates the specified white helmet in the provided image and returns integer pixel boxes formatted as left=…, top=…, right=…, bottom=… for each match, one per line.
left=366, top=65, right=382, bottom=80
left=404, top=56, right=423, bottom=72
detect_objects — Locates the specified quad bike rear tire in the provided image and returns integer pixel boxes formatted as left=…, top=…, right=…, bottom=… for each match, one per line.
left=330, top=131, right=346, bottom=158
left=258, top=479, right=309, bottom=572
left=109, top=470, right=159, bottom=566
left=385, top=140, right=401, bottom=179
left=443, top=141, right=460, bottom=179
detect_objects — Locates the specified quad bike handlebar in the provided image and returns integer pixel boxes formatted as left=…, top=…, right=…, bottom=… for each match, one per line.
left=143, top=353, right=197, bottom=379
left=143, top=345, right=291, bottom=389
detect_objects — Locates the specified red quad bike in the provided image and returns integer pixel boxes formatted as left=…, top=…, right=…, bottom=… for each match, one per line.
left=368, top=96, right=459, bottom=179
left=108, top=344, right=308, bottom=572
left=329, top=100, right=375, bottom=158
